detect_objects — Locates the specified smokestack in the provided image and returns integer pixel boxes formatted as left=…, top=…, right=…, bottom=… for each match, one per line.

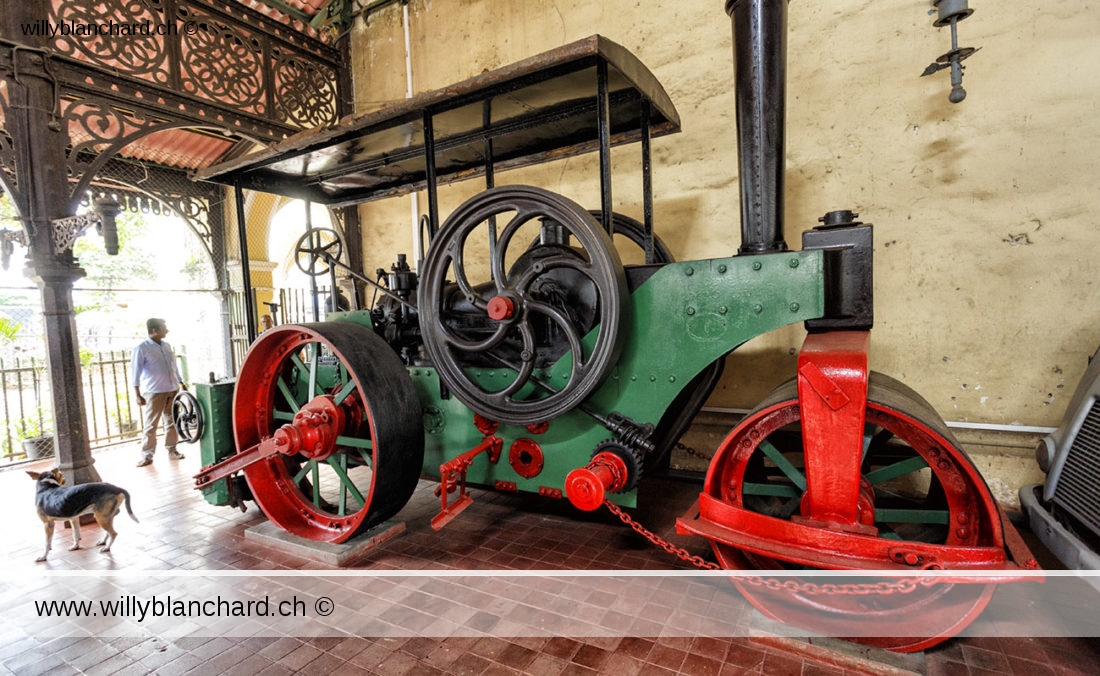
left=726, top=0, right=789, bottom=254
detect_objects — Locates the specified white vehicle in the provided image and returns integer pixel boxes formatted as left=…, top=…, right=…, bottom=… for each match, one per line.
left=1021, top=345, right=1100, bottom=585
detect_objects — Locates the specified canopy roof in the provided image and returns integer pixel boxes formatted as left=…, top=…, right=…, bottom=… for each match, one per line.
left=196, top=35, right=680, bottom=207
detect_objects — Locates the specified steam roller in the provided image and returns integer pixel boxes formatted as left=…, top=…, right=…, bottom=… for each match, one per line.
left=188, top=0, right=1038, bottom=653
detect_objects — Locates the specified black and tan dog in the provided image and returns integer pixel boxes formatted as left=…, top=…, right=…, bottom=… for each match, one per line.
left=27, top=468, right=138, bottom=562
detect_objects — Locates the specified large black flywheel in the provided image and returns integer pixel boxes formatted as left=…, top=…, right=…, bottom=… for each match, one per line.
left=418, top=186, right=628, bottom=426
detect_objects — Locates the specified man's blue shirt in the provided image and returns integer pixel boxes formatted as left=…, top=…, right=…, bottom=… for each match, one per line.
left=131, top=338, right=182, bottom=394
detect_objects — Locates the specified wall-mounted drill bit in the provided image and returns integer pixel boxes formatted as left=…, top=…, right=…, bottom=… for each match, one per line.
left=922, top=0, right=980, bottom=103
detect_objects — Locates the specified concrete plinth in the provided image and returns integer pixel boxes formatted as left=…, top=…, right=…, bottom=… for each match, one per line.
left=244, top=519, right=405, bottom=567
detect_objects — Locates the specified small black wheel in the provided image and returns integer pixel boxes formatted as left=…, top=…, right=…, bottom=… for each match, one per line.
left=590, top=211, right=676, bottom=264
left=527, top=211, right=675, bottom=264
left=294, top=228, right=343, bottom=276
left=418, top=186, right=627, bottom=426
left=172, top=391, right=203, bottom=444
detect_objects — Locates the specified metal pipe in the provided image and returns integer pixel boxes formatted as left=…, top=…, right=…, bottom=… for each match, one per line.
left=423, top=110, right=440, bottom=238
left=403, top=0, right=422, bottom=261
left=304, top=199, right=320, bottom=321
left=726, top=0, right=789, bottom=254
left=484, top=100, right=498, bottom=265
left=358, top=0, right=405, bottom=21
left=596, top=58, right=613, bottom=235
left=234, top=182, right=257, bottom=340
left=641, top=103, right=654, bottom=264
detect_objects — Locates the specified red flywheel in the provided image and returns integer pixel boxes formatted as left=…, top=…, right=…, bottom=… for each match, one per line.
left=233, top=322, right=423, bottom=543
left=701, top=374, right=1007, bottom=652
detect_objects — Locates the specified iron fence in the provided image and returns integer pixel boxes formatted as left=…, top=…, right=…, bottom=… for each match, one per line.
left=83, top=350, right=141, bottom=448
left=0, top=356, right=51, bottom=461
left=3, top=285, right=332, bottom=463
left=0, top=349, right=168, bottom=464
left=228, top=285, right=333, bottom=372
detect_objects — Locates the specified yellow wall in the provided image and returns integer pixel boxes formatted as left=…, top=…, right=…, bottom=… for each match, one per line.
left=350, top=0, right=1100, bottom=431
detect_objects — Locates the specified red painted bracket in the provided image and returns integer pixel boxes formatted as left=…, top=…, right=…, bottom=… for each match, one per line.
left=431, top=435, right=503, bottom=530
left=678, top=493, right=1009, bottom=570
left=796, top=331, right=871, bottom=530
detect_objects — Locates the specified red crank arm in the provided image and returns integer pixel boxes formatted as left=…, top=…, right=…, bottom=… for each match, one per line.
left=194, top=437, right=281, bottom=488
left=194, top=394, right=350, bottom=490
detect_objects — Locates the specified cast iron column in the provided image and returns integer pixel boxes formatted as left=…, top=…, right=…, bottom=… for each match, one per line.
left=1, top=1, right=100, bottom=483
left=29, top=265, right=97, bottom=484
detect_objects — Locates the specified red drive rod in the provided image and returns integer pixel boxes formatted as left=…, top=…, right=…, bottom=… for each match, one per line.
left=564, top=451, right=630, bottom=511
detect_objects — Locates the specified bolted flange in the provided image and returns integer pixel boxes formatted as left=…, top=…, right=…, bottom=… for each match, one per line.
left=508, top=438, right=545, bottom=479
left=275, top=395, right=348, bottom=462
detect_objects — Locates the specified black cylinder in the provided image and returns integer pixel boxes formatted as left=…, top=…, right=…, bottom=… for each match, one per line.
left=726, top=0, right=789, bottom=254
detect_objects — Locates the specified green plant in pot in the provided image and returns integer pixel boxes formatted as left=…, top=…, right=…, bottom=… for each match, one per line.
left=11, top=413, right=54, bottom=460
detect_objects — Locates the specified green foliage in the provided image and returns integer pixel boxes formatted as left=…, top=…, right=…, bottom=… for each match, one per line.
left=13, top=412, right=50, bottom=439
left=0, top=292, right=33, bottom=305
left=180, top=253, right=207, bottom=283
left=0, top=192, right=19, bottom=224
left=0, top=316, right=19, bottom=341
left=109, top=392, right=139, bottom=434
left=1, top=411, right=53, bottom=458
left=73, top=208, right=158, bottom=286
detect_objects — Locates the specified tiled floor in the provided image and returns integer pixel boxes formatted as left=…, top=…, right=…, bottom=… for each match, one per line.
left=1, top=442, right=1097, bottom=675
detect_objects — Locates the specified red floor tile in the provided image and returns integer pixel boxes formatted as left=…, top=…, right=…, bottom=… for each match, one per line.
left=3, top=442, right=1100, bottom=675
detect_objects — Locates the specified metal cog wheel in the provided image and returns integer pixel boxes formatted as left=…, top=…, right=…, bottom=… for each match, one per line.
left=592, top=439, right=644, bottom=493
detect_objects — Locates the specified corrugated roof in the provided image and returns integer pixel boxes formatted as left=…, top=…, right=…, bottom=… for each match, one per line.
left=233, top=0, right=332, bottom=40
left=118, top=129, right=238, bottom=171
left=56, top=0, right=338, bottom=173
left=247, top=0, right=334, bottom=17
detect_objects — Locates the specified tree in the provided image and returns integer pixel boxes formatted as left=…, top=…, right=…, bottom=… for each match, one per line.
left=73, top=208, right=158, bottom=292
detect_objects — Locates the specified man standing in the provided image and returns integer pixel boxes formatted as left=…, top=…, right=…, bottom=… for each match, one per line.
left=131, top=318, right=187, bottom=467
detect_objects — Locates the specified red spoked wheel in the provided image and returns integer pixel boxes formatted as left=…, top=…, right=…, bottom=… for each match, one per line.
left=233, top=322, right=423, bottom=543
left=704, top=373, right=1004, bottom=652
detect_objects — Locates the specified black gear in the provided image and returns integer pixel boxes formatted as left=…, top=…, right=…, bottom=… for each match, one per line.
left=592, top=440, right=644, bottom=493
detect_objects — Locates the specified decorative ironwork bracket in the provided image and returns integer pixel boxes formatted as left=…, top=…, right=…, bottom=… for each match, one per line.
left=50, top=198, right=121, bottom=255
left=51, top=213, right=100, bottom=255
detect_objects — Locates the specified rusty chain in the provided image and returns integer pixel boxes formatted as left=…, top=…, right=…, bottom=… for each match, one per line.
left=602, top=498, right=945, bottom=596
left=737, top=576, right=939, bottom=596
left=675, top=440, right=713, bottom=462
left=602, top=499, right=721, bottom=570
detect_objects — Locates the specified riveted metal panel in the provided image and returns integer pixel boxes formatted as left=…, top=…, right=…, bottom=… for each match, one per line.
left=414, top=250, right=825, bottom=506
